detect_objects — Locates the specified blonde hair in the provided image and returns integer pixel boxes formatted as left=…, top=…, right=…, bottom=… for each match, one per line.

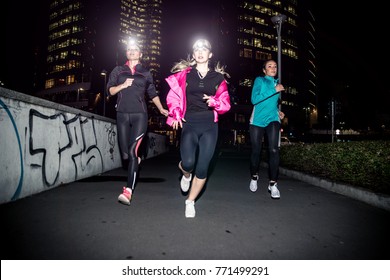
left=170, top=56, right=230, bottom=79
left=170, top=55, right=195, bottom=73
left=215, top=61, right=230, bottom=78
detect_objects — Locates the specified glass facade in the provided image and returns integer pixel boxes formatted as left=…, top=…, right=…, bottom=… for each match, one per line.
left=36, top=0, right=316, bottom=139
left=39, top=0, right=163, bottom=113
left=217, top=0, right=317, bottom=143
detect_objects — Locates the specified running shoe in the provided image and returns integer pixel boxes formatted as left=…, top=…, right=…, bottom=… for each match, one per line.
left=268, top=183, right=280, bottom=199
left=249, top=179, right=258, bottom=192
left=185, top=200, right=196, bottom=218
left=180, top=174, right=192, bottom=192
left=118, top=187, right=132, bottom=205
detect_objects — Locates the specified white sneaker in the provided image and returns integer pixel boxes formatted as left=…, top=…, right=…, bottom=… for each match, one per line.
left=268, top=183, right=280, bottom=199
left=249, top=179, right=258, bottom=192
left=180, top=174, right=192, bottom=192
left=185, top=200, right=196, bottom=218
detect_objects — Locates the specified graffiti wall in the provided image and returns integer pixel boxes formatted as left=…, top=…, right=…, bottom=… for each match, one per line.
left=0, top=88, right=164, bottom=205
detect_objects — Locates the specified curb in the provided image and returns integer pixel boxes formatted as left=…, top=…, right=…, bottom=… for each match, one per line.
left=220, top=150, right=390, bottom=212
left=279, top=167, right=390, bottom=212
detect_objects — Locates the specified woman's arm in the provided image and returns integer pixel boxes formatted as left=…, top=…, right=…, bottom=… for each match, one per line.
left=251, top=77, right=277, bottom=105
left=151, top=96, right=169, bottom=116
left=203, top=80, right=231, bottom=114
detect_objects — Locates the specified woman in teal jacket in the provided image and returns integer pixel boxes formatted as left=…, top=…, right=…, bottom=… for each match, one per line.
left=249, top=59, right=285, bottom=199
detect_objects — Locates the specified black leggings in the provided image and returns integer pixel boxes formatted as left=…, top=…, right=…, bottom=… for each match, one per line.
left=116, top=112, right=147, bottom=190
left=249, top=121, right=280, bottom=181
left=180, top=114, right=218, bottom=179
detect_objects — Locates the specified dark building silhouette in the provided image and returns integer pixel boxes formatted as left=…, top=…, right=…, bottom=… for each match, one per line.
left=36, top=0, right=163, bottom=118
left=212, top=0, right=317, bottom=145
left=30, top=0, right=318, bottom=145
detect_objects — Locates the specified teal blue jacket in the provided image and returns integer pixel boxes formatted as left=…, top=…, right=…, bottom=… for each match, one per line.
left=249, top=75, right=280, bottom=127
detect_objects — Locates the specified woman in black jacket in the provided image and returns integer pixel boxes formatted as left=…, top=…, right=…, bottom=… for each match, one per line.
left=107, top=39, right=168, bottom=205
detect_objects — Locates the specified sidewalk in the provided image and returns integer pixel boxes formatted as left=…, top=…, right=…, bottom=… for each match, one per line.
left=1, top=149, right=389, bottom=260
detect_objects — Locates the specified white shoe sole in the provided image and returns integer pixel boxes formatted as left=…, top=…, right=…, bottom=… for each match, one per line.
left=185, top=212, right=195, bottom=218
left=118, top=194, right=131, bottom=205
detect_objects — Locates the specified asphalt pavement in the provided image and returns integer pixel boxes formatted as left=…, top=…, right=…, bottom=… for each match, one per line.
left=1, top=148, right=389, bottom=260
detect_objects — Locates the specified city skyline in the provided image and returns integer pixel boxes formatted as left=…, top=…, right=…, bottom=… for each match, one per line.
left=2, top=0, right=389, bottom=130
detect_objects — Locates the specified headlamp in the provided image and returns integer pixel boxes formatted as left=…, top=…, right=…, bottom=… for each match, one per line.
left=192, top=39, right=211, bottom=51
left=127, top=38, right=141, bottom=51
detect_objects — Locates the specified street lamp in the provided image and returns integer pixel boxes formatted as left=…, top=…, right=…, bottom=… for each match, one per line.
left=271, top=13, right=286, bottom=146
left=77, top=87, right=84, bottom=102
left=101, top=69, right=108, bottom=116
left=271, top=14, right=287, bottom=103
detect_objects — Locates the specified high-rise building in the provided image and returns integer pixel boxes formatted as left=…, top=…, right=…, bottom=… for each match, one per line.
left=34, top=0, right=317, bottom=143
left=37, top=0, right=163, bottom=117
left=214, top=0, right=317, bottom=144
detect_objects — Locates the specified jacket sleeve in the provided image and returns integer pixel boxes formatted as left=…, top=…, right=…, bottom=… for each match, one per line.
left=251, top=77, right=277, bottom=105
left=165, top=74, right=184, bottom=126
left=206, top=80, right=231, bottom=115
left=107, top=66, right=120, bottom=94
left=145, top=71, right=158, bottom=100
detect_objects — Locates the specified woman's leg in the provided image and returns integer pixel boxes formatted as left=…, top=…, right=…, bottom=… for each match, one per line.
left=187, top=123, right=218, bottom=201
left=179, top=123, right=198, bottom=174
left=117, top=112, right=147, bottom=205
left=265, top=121, right=281, bottom=199
left=249, top=124, right=265, bottom=178
left=178, top=123, right=198, bottom=192
left=126, top=113, right=147, bottom=190
left=265, top=121, right=280, bottom=182
left=116, top=112, right=131, bottom=160
left=183, top=123, right=217, bottom=218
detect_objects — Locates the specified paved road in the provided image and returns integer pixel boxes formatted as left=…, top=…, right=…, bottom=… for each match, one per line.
left=1, top=149, right=389, bottom=260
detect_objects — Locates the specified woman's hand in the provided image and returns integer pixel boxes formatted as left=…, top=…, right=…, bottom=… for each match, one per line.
left=160, top=108, right=169, bottom=117
left=171, top=118, right=186, bottom=130
left=275, top=84, right=284, bottom=92
left=203, top=94, right=213, bottom=106
left=121, top=78, right=134, bottom=89
left=279, top=111, right=285, bottom=120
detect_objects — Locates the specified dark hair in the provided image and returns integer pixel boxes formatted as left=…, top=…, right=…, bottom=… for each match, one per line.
left=262, top=59, right=276, bottom=70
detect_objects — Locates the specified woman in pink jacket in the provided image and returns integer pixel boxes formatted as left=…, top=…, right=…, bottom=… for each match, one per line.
left=166, top=39, right=231, bottom=218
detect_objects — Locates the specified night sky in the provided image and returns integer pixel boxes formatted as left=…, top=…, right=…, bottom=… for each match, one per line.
left=2, top=0, right=389, bottom=128
left=313, top=2, right=389, bottom=128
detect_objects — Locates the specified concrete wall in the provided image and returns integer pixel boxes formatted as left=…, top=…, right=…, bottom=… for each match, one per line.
left=0, top=87, right=168, bottom=204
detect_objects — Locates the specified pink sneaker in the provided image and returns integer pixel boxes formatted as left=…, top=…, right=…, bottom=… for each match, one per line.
left=118, top=187, right=132, bottom=205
